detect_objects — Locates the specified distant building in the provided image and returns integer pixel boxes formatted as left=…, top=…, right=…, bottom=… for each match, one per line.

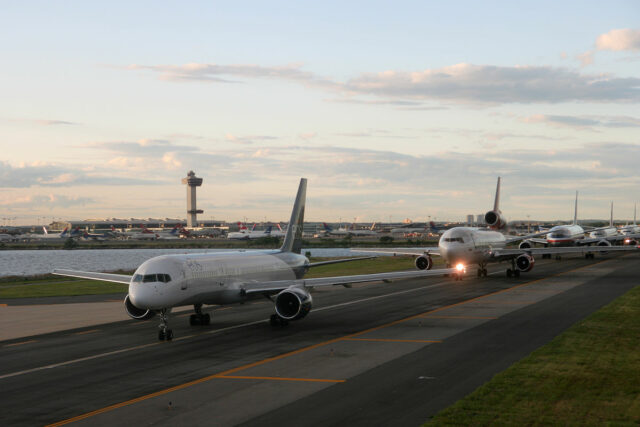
left=466, top=214, right=474, bottom=226
left=477, top=214, right=485, bottom=225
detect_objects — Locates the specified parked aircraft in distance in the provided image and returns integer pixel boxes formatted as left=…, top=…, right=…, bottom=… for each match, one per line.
left=54, top=179, right=462, bottom=340
left=0, top=233, right=15, bottom=242
left=227, top=225, right=274, bottom=240
left=27, top=226, right=70, bottom=240
left=391, top=221, right=442, bottom=236
left=322, top=222, right=378, bottom=237
left=359, top=177, right=640, bottom=278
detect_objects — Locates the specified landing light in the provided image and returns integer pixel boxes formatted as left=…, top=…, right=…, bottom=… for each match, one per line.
left=455, top=263, right=465, bottom=272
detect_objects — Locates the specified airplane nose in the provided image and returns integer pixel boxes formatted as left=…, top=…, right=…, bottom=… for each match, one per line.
left=129, top=283, right=162, bottom=309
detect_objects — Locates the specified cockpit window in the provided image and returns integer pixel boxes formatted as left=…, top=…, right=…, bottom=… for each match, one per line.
left=443, top=237, right=464, bottom=243
left=135, top=273, right=171, bottom=283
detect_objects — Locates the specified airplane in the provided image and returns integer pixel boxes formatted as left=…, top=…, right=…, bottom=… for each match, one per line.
left=27, top=226, right=70, bottom=240
left=0, top=233, right=15, bottom=242
left=125, top=225, right=159, bottom=240
left=620, top=204, right=640, bottom=238
left=227, top=224, right=274, bottom=240
left=357, top=177, right=640, bottom=278
left=520, top=195, right=628, bottom=257
left=322, top=222, right=378, bottom=237
left=150, top=224, right=183, bottom=240
left=53, top=178, right=463, bottom=340
left=390, top=221, right=441, bottom=237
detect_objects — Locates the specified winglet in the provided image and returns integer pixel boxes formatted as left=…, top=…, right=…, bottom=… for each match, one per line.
left=280, top=178, right=307, bottom=254
left=573, top=191, right=579, bottom=225
left=493, top=177, right=501, bottom=211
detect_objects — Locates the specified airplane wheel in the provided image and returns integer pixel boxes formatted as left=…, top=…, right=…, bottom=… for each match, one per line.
left=506, top=269, right=513, bottom=278
left=189, top=314, right=197, bottom=326
left=514, top=270, right=520, bottom=277
left=270, top=314, right=280, bottom=327
left=555, top=255, right=562, bottom=261
left=477, top=269, right=482, bottom=277
left=166, top=329, right=173, bottom=340
left=158, top=330, right=166, bottom=340
left=483, top=269, right=488, bottom=277
left=203, top=313, right=211, bottom=325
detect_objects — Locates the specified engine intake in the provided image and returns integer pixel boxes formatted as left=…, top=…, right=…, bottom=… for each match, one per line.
left=124, top=294, right=155, bottom=320
left=415, top=255, right=433, bottom=270
left=275, top=287, right=312, bottom=321
left=515, top=253, right=535, bottom=272
left=484, top=210, right=507, bottom=229
left=519, top=240, right=532, bottom=249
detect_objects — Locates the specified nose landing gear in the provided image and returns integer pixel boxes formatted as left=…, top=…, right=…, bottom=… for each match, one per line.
left=158, top=308, right=173, bottom=341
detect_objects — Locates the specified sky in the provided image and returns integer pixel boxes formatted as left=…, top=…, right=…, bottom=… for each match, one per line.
left=1, top=1, right=639, bottom=225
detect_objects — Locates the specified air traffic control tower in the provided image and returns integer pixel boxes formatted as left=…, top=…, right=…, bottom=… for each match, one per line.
left=181, top=171, right=203, bottom=227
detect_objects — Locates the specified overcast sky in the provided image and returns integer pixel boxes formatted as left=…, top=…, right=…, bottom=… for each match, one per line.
left=1, top=1, right=639, bottom=225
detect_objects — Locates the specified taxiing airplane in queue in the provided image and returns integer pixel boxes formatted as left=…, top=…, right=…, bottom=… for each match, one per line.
left=620, top=204, right=640, bottom=238
left=322, top=222, right=378, bottom=237
left=227, top=225, right=274, bottom=240
left=28, top=226, right=70, bottom=240
left=359, top=178, right=639, bottom=278
left=53, top=179, right=461, bottom=341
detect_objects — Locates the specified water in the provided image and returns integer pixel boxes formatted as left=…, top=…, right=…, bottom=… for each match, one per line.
left=0, top=248, right=375, bottom=277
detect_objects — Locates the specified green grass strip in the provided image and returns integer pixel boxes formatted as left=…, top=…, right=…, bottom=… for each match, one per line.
left=427, top=286, right=640, bottom=426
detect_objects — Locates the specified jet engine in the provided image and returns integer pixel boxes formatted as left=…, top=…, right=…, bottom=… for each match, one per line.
left=415, top=255, right=433, bottom=270
left=519, top=240, right=532, bottom=249
left=484, top=210, right=507, bottom=230
left=275, top=287, right=313, bottom=321
left=515, top=253, right=535, bottom=272
left=597, top=239, right=611, bottom=254
left=124, top=294, right=155, bottom=320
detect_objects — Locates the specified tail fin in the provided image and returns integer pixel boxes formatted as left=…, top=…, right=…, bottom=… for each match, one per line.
left=60, top=227, right=68, bottom=237
left=429, top=221, right=438, bottom=232
left=323, top=222, right=332, bottom=231
left=43, top=226, right=48, bottom=235
left=493, top=177, right=501, bottom=212
left=635, top=203, right=637, bottom=226
left=573, top=191, right=578, bottom=225
left=280, top=178, right=307, bottom=254
left=265, top=226, right=273, bottom=235
left=610, top=201, right=614, bottom=227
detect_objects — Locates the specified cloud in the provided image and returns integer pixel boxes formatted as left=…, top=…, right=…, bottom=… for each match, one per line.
left=125, top=61, right=640, bottom=105
left=0, top=194, right=95, bottom=209
left=3, top=118, right=80, bottom=126
left=577, top=50, right=594, bottom=66
left=523, top=114, right=640, bottom=129
left=224, top=133, right=278, bottom=145
left=596, top=29, right=640, bottom=52
left=0, top=161, right=159, bottom=188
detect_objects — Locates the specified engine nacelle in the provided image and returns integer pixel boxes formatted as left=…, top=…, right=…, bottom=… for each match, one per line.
left=124, top=294, right=155, bottom=320
left=275, top=287, right=313, bottom=321
left=519, top=240, right=532, bottom=249
left=484, top=210, right=507, bottom=230
left=415, top=255, right=433, bottom=270
left=597, top=239, right=611, bottom=247
left=515, top=253, right=535, bottom=272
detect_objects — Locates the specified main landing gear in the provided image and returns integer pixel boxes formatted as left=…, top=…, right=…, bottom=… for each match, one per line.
left=189, top=303, right=211, bottom=326
left=477, top=264, right=488, bottom=277
left=585, top=253, right=595, bottom=259
left=270, top=314, right=289, bottom=327
left=506, top=258, right=520, bottom=278
left=158, top=308, right=173, bottom=341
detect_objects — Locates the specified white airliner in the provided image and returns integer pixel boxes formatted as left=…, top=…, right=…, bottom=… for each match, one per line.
left=359, top=178, right=639, bottom=278
left=521, top=195, right=628, bottom=255
left=54, top=179, right=461, bottom=341
left=27, top=226, right=70, bottom=240
left=227, top=224, right=276, bottom=240
left=620, top=204, right=640, bottom=238
left=322, top=222, right=378, bottom=237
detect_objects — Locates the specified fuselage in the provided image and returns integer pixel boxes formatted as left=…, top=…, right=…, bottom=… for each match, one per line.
left=620, top=224, right=640, bottom=235
left=128, top=250, right=308, bottom=310
left=438, top=227, right=506, bottom=265
left=589, top=226, right=618, bottom=239
left=545, top=224, right=585, bottom=246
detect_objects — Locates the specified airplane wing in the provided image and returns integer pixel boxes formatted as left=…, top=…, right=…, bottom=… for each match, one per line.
left=241, top=267, right=457, bottom=295
left=307, top=256, right=377, bottom=268
left=489, top=245, right=639, bottom=258
left=53, top=269, right=132, bottom=284
left=350, top=248, right=441, bottom=256
left=503, top=229, right=551, bottom=244
left=522, top=237, right=549, bottom=245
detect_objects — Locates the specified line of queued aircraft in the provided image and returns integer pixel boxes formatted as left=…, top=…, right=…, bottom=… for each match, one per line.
left=53, top=177, right=640, bottom=341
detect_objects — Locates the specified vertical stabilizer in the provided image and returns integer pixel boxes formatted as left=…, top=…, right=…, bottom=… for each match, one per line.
left=493, top=177, right=501, bottom=211
left=635, top=203, right=637, bottom=226
left=573, top=191, right=578, bottom=225
left=610, top=201, right=614, bottom=227
left=280, top=178, right=307, bottom=254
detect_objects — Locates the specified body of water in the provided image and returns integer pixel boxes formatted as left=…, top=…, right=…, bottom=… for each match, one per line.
left=0, top=248, right=375, bottom=277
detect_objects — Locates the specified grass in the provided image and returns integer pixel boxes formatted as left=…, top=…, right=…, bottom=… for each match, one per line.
left=426, top=285, right=640, bottom=426
left=0, top=255, right=430, bottom=299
